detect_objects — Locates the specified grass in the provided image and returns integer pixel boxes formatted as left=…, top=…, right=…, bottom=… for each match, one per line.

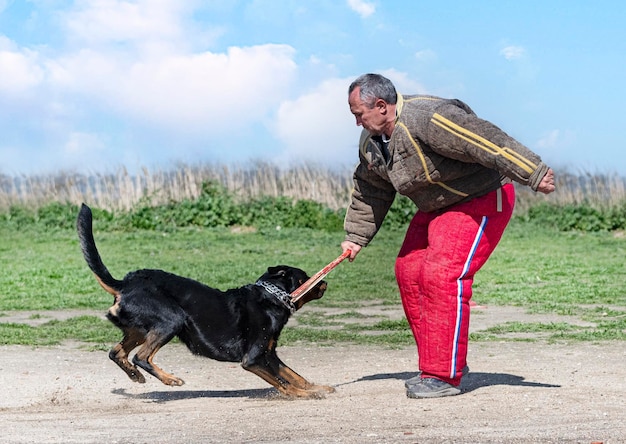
left=0, top=224, right=398, bottom=310
left=474, top=222, right=626, bottom=306
left=0, top=316, right=116, bottom=346
left=1, top=218, right=625, bottom=346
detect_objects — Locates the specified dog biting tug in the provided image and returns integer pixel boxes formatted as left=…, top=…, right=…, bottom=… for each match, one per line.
left=77, top=203, right=334, bottom=398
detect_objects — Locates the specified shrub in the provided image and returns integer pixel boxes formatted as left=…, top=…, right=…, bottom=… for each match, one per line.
left=519, top=202, right=626, bottom=231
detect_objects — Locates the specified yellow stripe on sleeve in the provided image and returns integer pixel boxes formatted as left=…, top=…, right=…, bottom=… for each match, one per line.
left=431, top=113, right=537, bottom=174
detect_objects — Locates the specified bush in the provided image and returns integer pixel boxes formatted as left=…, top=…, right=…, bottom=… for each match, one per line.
left=0, top=181, right=346, bottom=232
left=518, top=202, right=626, bottom=231
left=384, top=195, right=415, bottom=229
left=4, top=181, right=626, bottom=234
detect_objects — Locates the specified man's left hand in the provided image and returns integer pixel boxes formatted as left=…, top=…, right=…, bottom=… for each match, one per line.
left=537, top=168, right=555, bottom=194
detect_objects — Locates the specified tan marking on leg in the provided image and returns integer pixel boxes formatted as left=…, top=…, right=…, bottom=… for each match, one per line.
left=133, top=333, right=184, bottom=386
left=277, top=364, right=335, bottom=394
left=243, top=363, right=332, bottom=399
left=109, top=329, right=146, bottom=383
left=244, top=366, right=323, bottom=398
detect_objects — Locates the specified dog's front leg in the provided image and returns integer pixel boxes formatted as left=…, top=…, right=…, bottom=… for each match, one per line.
left=242, top=363, right=324, bottom=399
left=242, top=351, right=333, bottom=399
left=275, top=357, right=335, bottom=395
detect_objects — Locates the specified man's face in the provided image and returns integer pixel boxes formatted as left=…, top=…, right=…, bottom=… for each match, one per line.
left=348, top=87, right=387, bottom=135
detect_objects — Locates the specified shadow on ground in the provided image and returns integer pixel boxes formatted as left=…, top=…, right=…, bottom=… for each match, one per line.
left=112, top=387, right=277, bottom=403
left=112, top=371, right=561, bottom=403
left=339, top=371, right=561, bottom=393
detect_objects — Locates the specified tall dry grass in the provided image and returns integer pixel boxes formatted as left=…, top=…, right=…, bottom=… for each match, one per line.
left=0, top=162, right=354, bottom=212
left=514, top=171, right=626, bottom=213
left=1, top=163, right=624, bottom=213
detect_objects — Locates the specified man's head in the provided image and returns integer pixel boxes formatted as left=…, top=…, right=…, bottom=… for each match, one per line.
left=348, top=73, right=397, bottom=137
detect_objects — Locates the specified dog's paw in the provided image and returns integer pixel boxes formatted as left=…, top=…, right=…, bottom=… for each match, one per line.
left=315, top=384, right=335, bottom=394
left=302, top=386, right=336, bottom=399
left=280, top=385, right=335, bottom=399
left=162, top=376, right=185, bottom=386
left=130, top=370, right=147, bottom=384
left=307, top=384, right=335, bottom=395
left=301, top=381, right=335, bottom=394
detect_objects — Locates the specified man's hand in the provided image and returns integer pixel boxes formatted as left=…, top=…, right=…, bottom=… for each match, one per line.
left=537, top=168, right=555, bottom=194
left=341, top=241, right=362, bottom=262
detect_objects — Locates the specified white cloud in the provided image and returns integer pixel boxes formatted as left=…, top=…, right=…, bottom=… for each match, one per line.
left=537, top=129, right=560, bottom=149
left=0, top=145, right=22, bottom=173
left=347, top=0, right=375, bottom=18
left=414, top=49, right=437, bottom=63
left=0, top=1, right=305, bottom=173
left=64, top=131, right=106, bottom=154
left=33, top=1, right=298, bottom=135
left=0, top=37, right=44, bottom=94
left=274, top=77, right=361, bottom=166
left=379, top=68, right=428, bottom=94
left=62, top=0, right=188, bottom=46
left=536, top=129, right=575, bottom=152
left=500, top=45, right=526, bottom=61
left=57, top=131, right=110, bottom=172
left=273, top=70, right=430, bottom=167
left=48, top=44, right=298, bottom=132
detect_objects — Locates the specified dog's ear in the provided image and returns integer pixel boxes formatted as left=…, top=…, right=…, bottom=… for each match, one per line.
left=266, top=266, right=287, bottom=277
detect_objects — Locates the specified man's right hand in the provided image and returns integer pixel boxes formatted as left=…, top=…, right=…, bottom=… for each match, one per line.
left=341, top=241, right=362, bottom=262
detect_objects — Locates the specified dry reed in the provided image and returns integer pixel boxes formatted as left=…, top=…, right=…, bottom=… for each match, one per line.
left=1, top=163, right=624, bottom=213
left=0, top=162, right=354, bottom=212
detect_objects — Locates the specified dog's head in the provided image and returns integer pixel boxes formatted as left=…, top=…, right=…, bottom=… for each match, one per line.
left=259, top=265, right=327, bottom=311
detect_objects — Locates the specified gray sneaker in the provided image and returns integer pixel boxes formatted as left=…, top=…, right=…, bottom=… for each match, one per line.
left=404, top=366, right=469, bottom=389
left=406, top=378, right=461, bottom=399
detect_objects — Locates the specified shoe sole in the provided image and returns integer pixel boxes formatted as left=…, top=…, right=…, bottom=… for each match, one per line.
left=406, top=386, right=461, bottom=399
left=404, top=366, right=469, bottom=390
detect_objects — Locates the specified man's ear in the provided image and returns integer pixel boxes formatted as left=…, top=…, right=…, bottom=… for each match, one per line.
left=375, top=98, right=388, bottom=113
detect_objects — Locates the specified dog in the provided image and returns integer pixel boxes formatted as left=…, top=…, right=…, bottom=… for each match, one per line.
left=77, top=204, right=333, bottom=398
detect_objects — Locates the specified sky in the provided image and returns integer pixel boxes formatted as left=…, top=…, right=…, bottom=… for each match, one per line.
left=0, top=0, right=625, bottom=176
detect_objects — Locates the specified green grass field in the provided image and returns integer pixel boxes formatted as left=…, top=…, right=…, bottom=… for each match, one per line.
left=1, top=219, right=625, bottom=346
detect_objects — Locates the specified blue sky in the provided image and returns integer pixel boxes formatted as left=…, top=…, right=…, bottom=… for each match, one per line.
left=0, top=0, right=624, bottom=176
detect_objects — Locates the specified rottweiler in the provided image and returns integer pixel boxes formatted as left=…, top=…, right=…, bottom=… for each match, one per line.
left=77, top=204, right=333, bottom=398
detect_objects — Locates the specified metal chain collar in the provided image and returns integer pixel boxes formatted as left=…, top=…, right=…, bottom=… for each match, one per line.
left=254, top=280, right=296, bottom=314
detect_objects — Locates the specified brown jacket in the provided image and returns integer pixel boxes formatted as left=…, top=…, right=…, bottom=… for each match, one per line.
left=344, top=94, right=550, bottom=247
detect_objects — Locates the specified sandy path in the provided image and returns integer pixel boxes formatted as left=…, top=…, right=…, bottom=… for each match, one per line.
left=1, top=339, right=624, bottom=444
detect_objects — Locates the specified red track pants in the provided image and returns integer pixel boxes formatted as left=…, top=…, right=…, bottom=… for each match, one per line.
left=395, top=184, right=515, bottom=386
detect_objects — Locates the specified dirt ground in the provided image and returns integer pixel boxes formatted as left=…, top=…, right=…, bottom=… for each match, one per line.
left=1, top=306, right=625, bottom=444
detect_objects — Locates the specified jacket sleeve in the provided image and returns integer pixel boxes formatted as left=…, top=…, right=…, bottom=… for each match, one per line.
left=424, top=100, right=550, bottom=191
left=344, top=154, right=396, bottom=247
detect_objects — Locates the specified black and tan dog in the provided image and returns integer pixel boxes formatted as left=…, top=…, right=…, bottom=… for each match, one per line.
left=77, top=204, right=333, bottom=398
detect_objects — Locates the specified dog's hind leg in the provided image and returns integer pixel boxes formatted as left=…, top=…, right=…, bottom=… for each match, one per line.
left=132, top=331, right=184, bottom=386
left=109, top=328, right=147, bottom=383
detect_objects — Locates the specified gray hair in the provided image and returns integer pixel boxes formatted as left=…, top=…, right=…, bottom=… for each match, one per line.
left=348, top=73, right=397, bottom=107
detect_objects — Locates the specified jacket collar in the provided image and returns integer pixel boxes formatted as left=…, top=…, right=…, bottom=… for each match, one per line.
left=395, top=93, right=404, bottom=123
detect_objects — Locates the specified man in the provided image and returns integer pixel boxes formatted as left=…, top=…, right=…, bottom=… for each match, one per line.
left=341, top=73, right=555, bottom=398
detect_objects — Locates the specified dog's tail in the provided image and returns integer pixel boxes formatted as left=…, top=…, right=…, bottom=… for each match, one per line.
left=77, top=203, right=124, bottom=296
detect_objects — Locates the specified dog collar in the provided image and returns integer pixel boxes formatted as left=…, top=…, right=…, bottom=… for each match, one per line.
left=254, top=280, right=296, bottom=314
